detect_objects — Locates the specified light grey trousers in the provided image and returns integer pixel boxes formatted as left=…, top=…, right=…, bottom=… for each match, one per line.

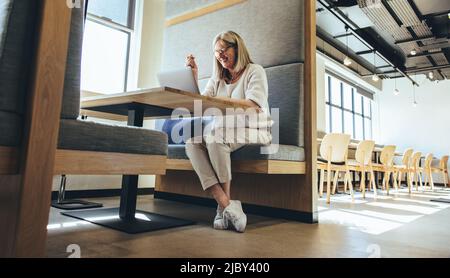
left=185, top=128, right=271, bottom=190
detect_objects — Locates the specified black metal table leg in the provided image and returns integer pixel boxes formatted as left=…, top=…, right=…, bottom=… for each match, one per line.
left=62, top=106, right=195, bottom=233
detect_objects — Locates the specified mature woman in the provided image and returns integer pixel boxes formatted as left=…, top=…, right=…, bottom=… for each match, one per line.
left=185, top=31, right=272, bottom=232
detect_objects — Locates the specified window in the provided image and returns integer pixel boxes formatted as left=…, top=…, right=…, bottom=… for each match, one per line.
left=81, top=0, right=137, bottom=94
left=325, top=74, right=373, bottom=140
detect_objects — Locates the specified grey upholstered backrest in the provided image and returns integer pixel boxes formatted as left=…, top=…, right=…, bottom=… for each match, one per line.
left=0, top=0, right=38, bottom=146
left=162, top=0, right=305, bottom=147
left=60, top=0, right=84, bottom=120
left=0, top=0, right=38, bottom=114
left=266, top=63, right=304, bottom=146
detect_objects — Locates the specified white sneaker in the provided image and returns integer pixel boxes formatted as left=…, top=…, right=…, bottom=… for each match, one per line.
left=213, top=206, right=228, bottom=230
left=223, top=200, right=247, bottom=233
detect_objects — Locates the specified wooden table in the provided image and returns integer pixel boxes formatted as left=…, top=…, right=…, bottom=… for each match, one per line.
left=81, top=86, right=252, bottom=121
left=77, top=87, right=250, bottom=233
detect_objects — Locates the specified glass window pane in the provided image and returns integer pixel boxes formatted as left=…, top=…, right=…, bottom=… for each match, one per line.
left=81, top=20, right=128, bottom=94
left=331, top=77, right=341, bottom=106
left=326, top=105, right=330, bottom=133
left=325, top=76, right=330, bottom=103
left=343, top=84, right=353, bottom=110
left=331, top=107, right=343, bottom=133
left=354, top=115, right=364, bottom=140
left=354, top=94, right=363, bottom=114
left=88, top=0, right=132, bottom=27
left=363, top=97, right=372, bottom=117
left=343, top=111, right=354, bottom=138
left=364, top=118, right=372, bottom=139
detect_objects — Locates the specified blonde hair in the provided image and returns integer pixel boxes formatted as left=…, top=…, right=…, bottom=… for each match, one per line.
left=212, top=31, right=253, bottom=81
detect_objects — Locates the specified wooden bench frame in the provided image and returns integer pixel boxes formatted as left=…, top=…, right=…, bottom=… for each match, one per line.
left=166, top=158, right=305, bottom=174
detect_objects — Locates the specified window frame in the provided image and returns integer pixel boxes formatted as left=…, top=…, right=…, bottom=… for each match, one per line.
left=83, top=0, right=137, bottom=92
left=325, top=74, right=373, bottom=140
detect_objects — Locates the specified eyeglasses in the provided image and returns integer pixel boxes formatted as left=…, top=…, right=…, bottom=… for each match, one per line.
left=214, top=45, right=233, bottom=55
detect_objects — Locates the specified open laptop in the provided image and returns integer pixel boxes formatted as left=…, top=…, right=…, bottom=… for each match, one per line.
left=157, top=68, right=200, bottom=94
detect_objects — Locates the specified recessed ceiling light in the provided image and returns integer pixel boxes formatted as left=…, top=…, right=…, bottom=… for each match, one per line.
left=410, top=49, right=417, bottom=56
left=372, top=74, right=380, bottom=82
left=428, top=71, right=434, bottom=79
left=343, top=56, right=352, bottom=66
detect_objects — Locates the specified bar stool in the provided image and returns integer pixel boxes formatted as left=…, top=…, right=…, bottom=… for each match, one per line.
left=372, top=145, right=397, bottom=195
left=348, top=140, right=376, bottom=199
left=431, top=155, right=449, bottom=188
left=410, top=152, right=423, bottom=192
left=422, top=153, right=435, bottom=190
left=394, top=148, right=414, bottom=191
left=317, top=133, right=352, bottom=204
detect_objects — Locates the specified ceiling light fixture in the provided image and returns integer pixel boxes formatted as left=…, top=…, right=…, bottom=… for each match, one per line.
left=343, top=26, right=352, bottom=67
left=428, top=71, right=434, bottom=80
left=412, top=74, right=418, bottom=108
left=372, top=50, right=379, bottom=82
left=393, top=76, right=400, bottom=96
left=410, top=49, right=417, bottom=56
left=344, top=56, right=352, bottom=66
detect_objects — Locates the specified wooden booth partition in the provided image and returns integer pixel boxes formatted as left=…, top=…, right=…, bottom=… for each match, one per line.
left=0, top=0, right=72, bottom=257
left=156, top=0, right=318, bottom=223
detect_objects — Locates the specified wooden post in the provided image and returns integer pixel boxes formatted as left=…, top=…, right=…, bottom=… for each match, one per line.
left=304, top=0, right=318, bottom=220
left=0, top=0, right=72, bottom=257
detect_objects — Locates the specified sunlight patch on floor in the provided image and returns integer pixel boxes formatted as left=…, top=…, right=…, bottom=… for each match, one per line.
left=366, top=202, right=441, bottom=214
left=319, top=209, right=403, bottom=235
left=318, top=187, right=450, bottom=236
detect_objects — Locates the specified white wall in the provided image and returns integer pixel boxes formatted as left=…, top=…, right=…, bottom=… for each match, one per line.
left=377, top=76, right=450, bottom=183
left=136, top=0, right=166, bottom=189
left=138, top=0, right=165, bottom=89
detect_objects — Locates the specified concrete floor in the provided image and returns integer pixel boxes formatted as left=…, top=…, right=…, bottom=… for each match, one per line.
left=46, top=187, right=450, bottom=258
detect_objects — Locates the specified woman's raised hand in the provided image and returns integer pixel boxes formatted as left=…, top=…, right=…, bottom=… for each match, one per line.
left=185, top=54, right=199, bottom=82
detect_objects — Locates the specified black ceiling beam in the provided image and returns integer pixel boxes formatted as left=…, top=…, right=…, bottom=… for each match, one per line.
left=395, top=36, right=435, bottom=45
left=317, top=27, right=377, bottom=74
left=376, top=65, right=392, bottom=69
left=422, top=10, right=450, bottom=19
left=406, top=0, right=425, bottom=22
left=318, top=0, right=419, bottom=86
left=334, top=33, right=353, bottom=39
left=376, top=64, right=450, bottom=75
left=381, top=0, right=403, bottom=27
left=380, top=0, right=447, bottom=84
left=355, top=50, right=374, bottom=55
left=407, top=51, right=444, bottom=58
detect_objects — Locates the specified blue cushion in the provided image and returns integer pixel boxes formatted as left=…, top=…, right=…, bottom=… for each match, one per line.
left=158, top=117, right=213, bottom=145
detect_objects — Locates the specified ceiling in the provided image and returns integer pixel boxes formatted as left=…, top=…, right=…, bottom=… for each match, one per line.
left=316, top=0, right=450, bottom=82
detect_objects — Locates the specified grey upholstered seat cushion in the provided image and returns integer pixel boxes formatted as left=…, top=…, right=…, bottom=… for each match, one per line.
left=168, top=144, right=305, bottom=162
left=0, top=110, right=22, bottom=147
left=232, top=144, right=305, bottom=161
left=58, top=119, right=168, bottom=156
left=168, top=144, right=191, bottom=160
